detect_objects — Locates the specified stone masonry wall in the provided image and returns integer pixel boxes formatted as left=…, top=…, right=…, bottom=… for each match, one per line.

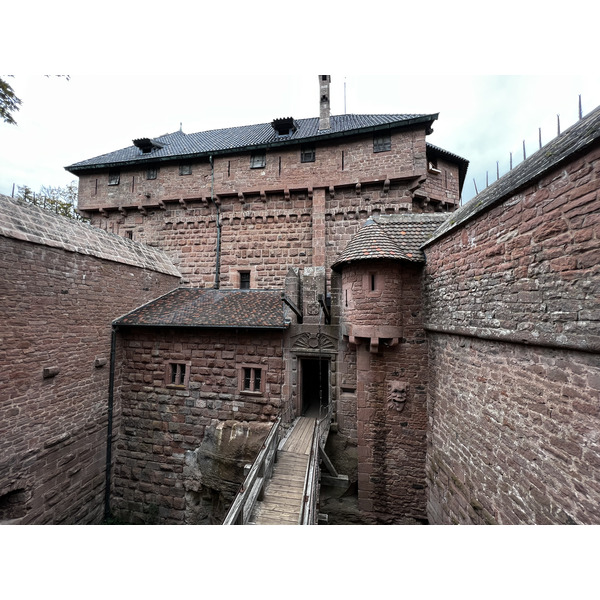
left=424, top=143, right=600, bottom=524
left=422, top=156, right=461, bottom=206
left=340, top=261, right=429, bottom=522
left=113, top=327, right=284, bottom=524
left=426, top=334, right=600, bottom=524
left=92, top=195, right=316, bottom=289
left=80, top=125, right=451, bottom=290
left=89, top=177, right=449, bottom=291
left=76, top=128, right=428, bottom=212
left=0, top=231, right=179, bottom=524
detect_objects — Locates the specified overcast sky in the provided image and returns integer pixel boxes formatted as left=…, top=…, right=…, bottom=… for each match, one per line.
left=3, top=0, right=599, bottom=207
left=2, top=72, right=599, bottom=204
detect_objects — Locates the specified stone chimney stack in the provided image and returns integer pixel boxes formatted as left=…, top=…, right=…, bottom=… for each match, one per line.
left=318, top=75, right=331, bottom=131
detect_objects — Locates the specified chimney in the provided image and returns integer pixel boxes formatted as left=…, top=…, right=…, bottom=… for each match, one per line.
left=318, top=75, right=331, bottom=131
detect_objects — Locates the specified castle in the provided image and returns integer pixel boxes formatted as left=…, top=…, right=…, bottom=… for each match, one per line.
left=1, top=76, right=598, bottom=524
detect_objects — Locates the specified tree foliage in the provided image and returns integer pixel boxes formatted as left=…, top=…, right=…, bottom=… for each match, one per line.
left=0, top=76, right=22, bottom=125
left=16, top=181, right=88, bottom=222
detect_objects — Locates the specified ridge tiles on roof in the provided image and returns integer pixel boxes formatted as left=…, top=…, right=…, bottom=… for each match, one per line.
left=66, top=113, right=438, bottom=171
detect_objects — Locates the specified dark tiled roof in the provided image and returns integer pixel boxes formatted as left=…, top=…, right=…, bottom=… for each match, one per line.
left=114, top=288, right=288, bottom=329
left=0, top=195, right=180, bottom=277
left=66, top=113, right=437, bottom=172
left=331, top=213, right=449, bottom=270
left=424, top=104, right=600, bottom=247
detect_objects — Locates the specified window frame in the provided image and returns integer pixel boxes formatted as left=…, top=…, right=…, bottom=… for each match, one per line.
left=250, top=152, right=266, bottom=169
left=365, top=270, right=382, bottom=297
left=146, top=167, right=158, bottom=180
left=373, top=133, right=391, bottom=153
left=165, top=361, right=191, bottom=388
left=108, top=169, right=121, bottom=185
left=301, top=145, right=316, bottom=163
left=239, top=271, right=251, bottom=289
left=239, top=365, right=264, bottom=395
left=179, top=163, right=192, bottom=176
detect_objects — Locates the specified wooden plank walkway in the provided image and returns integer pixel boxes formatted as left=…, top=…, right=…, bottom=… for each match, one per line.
left=249, top=417, right=315, bottom=525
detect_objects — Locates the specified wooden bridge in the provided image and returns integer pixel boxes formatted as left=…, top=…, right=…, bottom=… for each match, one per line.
left=223, top=410, right=336, bottom=525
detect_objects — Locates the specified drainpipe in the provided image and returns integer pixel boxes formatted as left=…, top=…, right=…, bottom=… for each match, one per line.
left=210, top=155, right=221, bottom=289
left=104, top=324, right=117, bottom=521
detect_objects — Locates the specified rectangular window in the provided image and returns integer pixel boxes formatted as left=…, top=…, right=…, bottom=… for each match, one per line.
left=239, top=271, right=251, bottom=289
left=250, top=153, right=266, bottom=169
left=108, top=169, right=120, bottom=185
left=166, top=361, right=190, bottom=388
left=365, top=271, right=383, bottom=296
left=241, top=366, right=263, bottom=393
left=373, top=134, right=391, bottom=153
left=179, top=164, right=192, bottom=176
left=146, top=167, right=158, bottom=180
left=428, top=159, right=441, bottom=174
left=301, top=146, right=315, bottom=163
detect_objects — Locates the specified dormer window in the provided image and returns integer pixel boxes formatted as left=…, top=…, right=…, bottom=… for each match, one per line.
left=271, top=117, right=297, bottom=136
left=133, top=138, right=164, bottom=154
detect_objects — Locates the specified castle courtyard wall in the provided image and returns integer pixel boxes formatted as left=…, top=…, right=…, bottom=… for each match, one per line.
left=0, top=198, right=180, bottom=524
left=424, top=143, right=600, bottom=524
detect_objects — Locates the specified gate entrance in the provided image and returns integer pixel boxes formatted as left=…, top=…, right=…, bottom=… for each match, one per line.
left=300, top=358, right=329, bottom=418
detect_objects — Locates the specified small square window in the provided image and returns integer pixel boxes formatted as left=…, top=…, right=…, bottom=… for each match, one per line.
left=250, top=153, right=266, bottom=169
left=146, top=167, right=158, bottom=180
left=428, top=159, right=441, bottom=174
left=240, top=366, right=263, bottom=394
left=179, top=164, right=192, bottom=176
left=239, top=271, right=251, bottom=289
left=166, top=361, right=190, bottom=388
left=108, top=169, right=120, bottom=185
left=373, top=134, right=391, bottom=153
left=301, top=146, right=315, bottom=163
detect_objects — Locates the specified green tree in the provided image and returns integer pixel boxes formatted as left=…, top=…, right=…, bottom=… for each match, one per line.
left=0, top=76, right=22, bottom=125
left=17, top=181, right=88, bottom=222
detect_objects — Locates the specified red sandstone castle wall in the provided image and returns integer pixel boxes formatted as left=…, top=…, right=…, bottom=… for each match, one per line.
left=339, top=261, right=429, bottom=523
left=0, top=237, right=179, bottom=524
left=424, top=144, right=600, bottom=524
left=422, top=156, right=461, bottom=205
left=113, top=327, right=284, bottom=524
left=78, top=124, right=463, bottom=297
left=76, top=128, right=428, bottom=212
left=89, top=177, right=442, bottom=290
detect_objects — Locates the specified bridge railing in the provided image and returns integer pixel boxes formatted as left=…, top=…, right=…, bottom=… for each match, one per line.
left=222, top=417, right=281, bottom=525
left=298, top=406, right=331, bottom=525
left=298, top=418, right=319, bottom=525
